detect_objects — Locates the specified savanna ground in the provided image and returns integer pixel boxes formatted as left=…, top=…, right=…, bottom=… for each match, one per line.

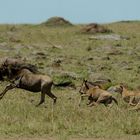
left=0, top=21, right=140, bottom=140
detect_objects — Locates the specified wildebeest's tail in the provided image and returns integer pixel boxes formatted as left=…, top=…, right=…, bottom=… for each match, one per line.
left=53, top=81, right=73, bottom=87
left=112, top=97, right=118, bottom=105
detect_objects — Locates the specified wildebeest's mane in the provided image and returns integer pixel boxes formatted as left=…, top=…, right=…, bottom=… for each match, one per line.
left=10, top=63, right=39, bottom=74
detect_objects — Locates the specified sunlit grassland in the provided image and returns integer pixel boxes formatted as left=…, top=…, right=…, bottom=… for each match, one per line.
left=0, top=21, right=140, bottom=139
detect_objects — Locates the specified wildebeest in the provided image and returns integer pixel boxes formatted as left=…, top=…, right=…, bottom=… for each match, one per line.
left=0, top=61, right=57, bottom=106
left=113, top=85, right=140, bottom=109
left=79, top=79, right=99, bottom=106
left=79, top=79, right=118, bottom=106
left=79, top=79, right=111, bottom=105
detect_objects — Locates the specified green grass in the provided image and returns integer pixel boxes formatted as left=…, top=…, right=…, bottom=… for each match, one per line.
left=0, top=21, right=140, bottom=140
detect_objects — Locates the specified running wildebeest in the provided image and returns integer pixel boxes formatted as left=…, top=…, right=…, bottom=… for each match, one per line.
left=113, top=84, right=140, bottom=110
left=79, top=79, right=111, bottom=106
left=0, top=62, right=57, bottom=106
left=79, top=79, right=117, bottom=106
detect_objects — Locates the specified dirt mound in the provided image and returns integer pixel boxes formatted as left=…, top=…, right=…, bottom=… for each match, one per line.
left=81, top=23, right=111, bottom=34
left=43, top=17, right=73, bottom=26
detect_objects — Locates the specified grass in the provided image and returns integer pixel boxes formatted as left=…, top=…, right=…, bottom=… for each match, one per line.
left=0, top=21, right=140, bottom=140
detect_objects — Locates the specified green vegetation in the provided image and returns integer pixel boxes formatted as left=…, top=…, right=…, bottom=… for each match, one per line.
left=0, top=20, right=140, bottom=140
left=41, top=17, right=73, bottom=27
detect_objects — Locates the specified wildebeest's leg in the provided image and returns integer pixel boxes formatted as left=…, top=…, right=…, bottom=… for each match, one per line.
left=129, top=100, right=140, bottom=111
left=0, top=74, right=3, bottom=81
left=0, top=83, right=16, bottom=99
left=129, top=97, right=136, bottom=106
left=46, top=91, right=57, bottom=104
left=87, top=100, right=92, bottom=105
left=103, top=97, right=113, bottom=107
left=36, top=92, right=46, bottom=107
left=134, top=101, right=140, bottom=109
left=88, top=96, right=108, bottom=107
left=0, top=76, right=21, bottom=99
left=87, top=101, right=98, bottom=107
left=44, top=82, right=57, bottom=104
left=78, top=95, right=84, bottom=106
left=36, top=82, right=57, bottom=106
left=87, top=99, right=93, bottom=105
left=79, top=94, right=89, bottom=106
left=87, top=96, right=94, bottom=105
